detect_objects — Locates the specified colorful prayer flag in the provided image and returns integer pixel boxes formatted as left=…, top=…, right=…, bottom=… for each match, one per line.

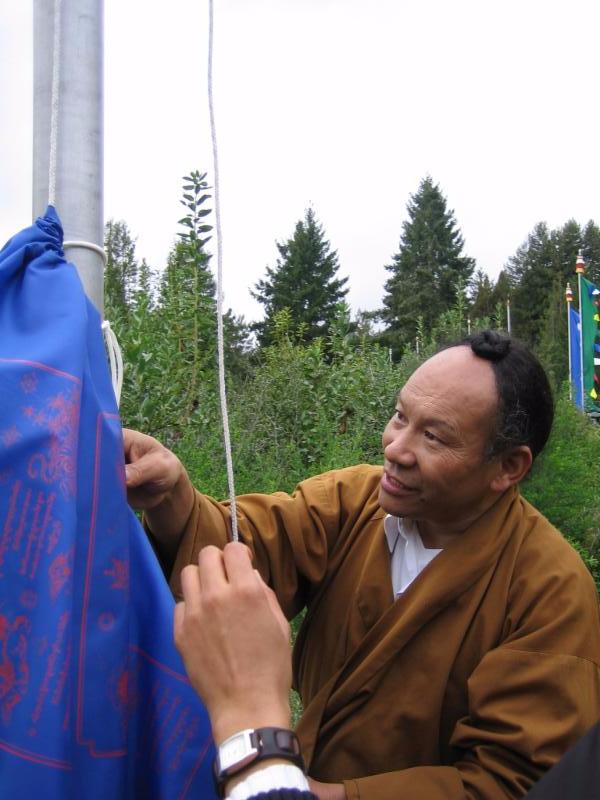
left=579, top=277, right=600, bottom=411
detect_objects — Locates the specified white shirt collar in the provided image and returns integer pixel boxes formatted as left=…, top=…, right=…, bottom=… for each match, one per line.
left=384, top=513, right=419, bottom=552
left=384, top=514, right=442, bottom=595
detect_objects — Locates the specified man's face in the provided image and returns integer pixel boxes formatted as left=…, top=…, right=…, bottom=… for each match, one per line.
left=379, top=346, right=503, bottom=541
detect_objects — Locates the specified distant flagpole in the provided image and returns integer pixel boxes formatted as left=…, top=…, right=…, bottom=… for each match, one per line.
left=566, top=282, right=573, bottom=401
left=506, top=297, right=511, bottom=334
left=576, top=250, right=586, bottom=408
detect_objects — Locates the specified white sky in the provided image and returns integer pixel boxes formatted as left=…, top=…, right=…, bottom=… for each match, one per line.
left=1, top=1, right=599, bottom=322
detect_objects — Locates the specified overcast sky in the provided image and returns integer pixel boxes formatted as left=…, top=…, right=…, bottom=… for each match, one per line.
left=1, top=0, right=599, bottom=322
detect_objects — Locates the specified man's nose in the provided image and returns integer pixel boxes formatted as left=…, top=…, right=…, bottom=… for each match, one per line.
left=384, top=428, right=417, bottom=467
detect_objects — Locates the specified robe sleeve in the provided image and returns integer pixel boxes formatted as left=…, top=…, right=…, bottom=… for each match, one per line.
left=159, top=466, right=376, bottom=617
left=342, top=528, right=600, bottom=800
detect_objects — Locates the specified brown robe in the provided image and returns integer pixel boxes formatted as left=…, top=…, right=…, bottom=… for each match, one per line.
left=164, top=465, right=600, bottom=800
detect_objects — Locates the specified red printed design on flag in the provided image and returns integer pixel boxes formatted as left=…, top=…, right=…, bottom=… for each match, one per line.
left=0, top=613, right=31, bottom=724
left=27, top=387, right=80, bottom=499
left=104, top=558, right=128, bottom=590
left=1, top=426, right=21, bottom=448
left=48, top=550, right=73, bottom=601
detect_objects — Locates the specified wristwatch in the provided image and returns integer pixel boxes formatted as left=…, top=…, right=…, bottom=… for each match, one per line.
left=214, top=727, right=305, bottom=797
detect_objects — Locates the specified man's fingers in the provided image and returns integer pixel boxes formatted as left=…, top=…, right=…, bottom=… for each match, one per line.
left=179, top=564, right=202, bottom=615
left=222, top=542, right=254, bottom=584
left=173, top=600, right=185, bottom=650
left=124, top=457, right=160, bottom=490
left=197, top=545, right=229, bottom=594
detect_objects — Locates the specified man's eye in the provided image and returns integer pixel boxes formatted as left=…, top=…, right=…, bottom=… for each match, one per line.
left=395, top=411, right=406, bottom=423
left=424, top=430, right=439, bottom=443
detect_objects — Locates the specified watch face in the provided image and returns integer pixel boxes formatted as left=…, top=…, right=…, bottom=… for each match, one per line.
left=219, top=729, right=258, bottom=773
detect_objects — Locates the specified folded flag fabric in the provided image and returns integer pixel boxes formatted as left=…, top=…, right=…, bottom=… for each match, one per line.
left=0, top=208, right=217, bottom=798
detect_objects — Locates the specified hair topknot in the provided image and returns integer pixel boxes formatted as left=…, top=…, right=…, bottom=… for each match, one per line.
left=470, top=330, right=511, bottom=362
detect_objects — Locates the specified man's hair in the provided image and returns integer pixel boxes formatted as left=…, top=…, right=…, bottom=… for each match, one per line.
left=441, top=330, right=554, bottom=461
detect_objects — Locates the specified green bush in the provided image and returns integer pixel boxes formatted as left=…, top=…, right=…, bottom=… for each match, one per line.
left=522, top=388, right=600, bottom=577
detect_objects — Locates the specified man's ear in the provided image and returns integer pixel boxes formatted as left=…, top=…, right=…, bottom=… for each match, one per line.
left=490, top=445, right=533, bottom=492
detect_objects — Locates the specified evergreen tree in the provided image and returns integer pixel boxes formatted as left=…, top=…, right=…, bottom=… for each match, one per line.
left=537, top=275, right=569, bottom=387
left=223, top=311, right=253, bottom=378
left=491, top=270, right=511, bottom=307
left=506, top=222, right=557, bottom=347
left=381, top=176, right=475, bottom=356
left=470, top=269, right=495, bottom=322
left=252, top=208, right=349, bottom=346
left=104, top=220, right=139, bottom=320
left=507, top=220, right=591, bottom=351
left=582, top=221, right=600, bottom=285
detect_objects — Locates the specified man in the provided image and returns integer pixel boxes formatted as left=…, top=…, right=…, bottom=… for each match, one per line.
left=126, top=331, right=600, bottom=799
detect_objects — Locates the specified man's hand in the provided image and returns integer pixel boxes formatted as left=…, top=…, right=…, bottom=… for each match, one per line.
left=123, top=428, right=187, bottom=510
left=174, top=542, right=292, bottom=745
left=308, top=778, right=346, bottom=800
left=123, top=428, right=195, bottom=563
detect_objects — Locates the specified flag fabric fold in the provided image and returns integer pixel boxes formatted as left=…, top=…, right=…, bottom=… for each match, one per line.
left=0, top=208, right=217, bottom=798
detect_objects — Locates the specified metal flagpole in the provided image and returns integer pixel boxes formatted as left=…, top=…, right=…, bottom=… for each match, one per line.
left=576, top=250, right=586, bottom=409
left=566, top=283, right=573, bottom=401
left=32, top=0, right=105, bottom=314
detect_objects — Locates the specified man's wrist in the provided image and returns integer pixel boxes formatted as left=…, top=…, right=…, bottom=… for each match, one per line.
left=144, top=470, right=195, bottom=557
left=212, top=705, right=291, bottom=747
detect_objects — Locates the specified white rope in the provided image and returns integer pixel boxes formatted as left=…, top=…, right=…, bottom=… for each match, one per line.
left=102, top=321, right=124, bottom=407
left=208, top=0, right=239, bottom=541
left=63, top=240, right=108, bottom=266
left=48, top=0, right=62, bottom=207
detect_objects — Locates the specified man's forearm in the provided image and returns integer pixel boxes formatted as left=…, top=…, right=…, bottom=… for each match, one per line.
left=143, top=471, right=196, bottom=566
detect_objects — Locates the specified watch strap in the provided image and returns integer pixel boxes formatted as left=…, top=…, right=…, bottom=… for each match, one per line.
left=214, top=727, right=305, bottom=798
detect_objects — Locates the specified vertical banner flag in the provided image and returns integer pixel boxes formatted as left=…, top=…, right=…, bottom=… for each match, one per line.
left=569, top=305, right=583, bottom=410
left=580, top=276, right=600, bottom=410
left=0, top=209, right=217, bottom=798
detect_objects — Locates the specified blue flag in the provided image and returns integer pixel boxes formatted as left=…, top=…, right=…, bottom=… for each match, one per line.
left=570, top=305, right=583, bottom=410
left=0, top=208, right=217, bottom=798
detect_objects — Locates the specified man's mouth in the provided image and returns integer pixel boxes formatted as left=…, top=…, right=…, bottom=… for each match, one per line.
left=381, top=471, right=418, bottom=496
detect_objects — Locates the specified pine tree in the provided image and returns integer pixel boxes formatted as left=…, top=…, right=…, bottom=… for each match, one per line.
left=381, top=176, right=475, bottom=356
left=507, top=220, right=589, bottom=350
left=491, top=270, right=511, bottom=308
left=104, top=220, right=139, bottom=320
left=582, top=221, right=600, bottom=284
left=537, top=275, right=569, bottom=386
left=252, top=208, right=349, bottom=346
left=506, top=222, right=557, bottom=347
left=470, top=269, right=495, bottom=322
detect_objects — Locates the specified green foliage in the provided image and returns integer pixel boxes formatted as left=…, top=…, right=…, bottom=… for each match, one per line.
left=252, top=208, right=349, bottom=347
left=522, top=388, right=600, bottom=586
left=381, top=176, right=475, bottom=357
